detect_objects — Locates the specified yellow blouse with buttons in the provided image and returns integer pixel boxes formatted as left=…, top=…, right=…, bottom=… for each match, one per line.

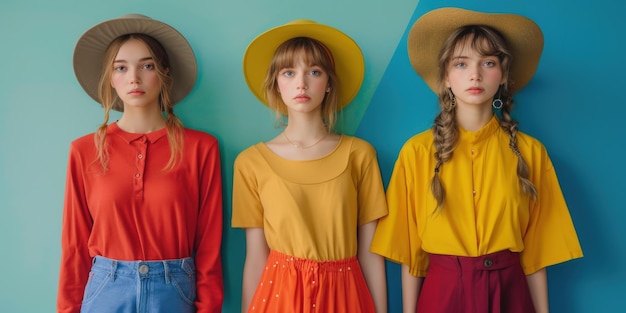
left=371, top=116, right=583, bottom=277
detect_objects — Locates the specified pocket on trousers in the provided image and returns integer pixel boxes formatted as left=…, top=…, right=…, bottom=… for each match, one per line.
left=170, top=271, right=197, bottom=305
left=82, top=270, right=112, bottom=304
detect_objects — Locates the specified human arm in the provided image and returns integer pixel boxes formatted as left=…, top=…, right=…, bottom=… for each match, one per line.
left=401, top=264, right=423, bottom=313
left=194, top=139, right=224, bottom=312
left=57, top=143, right=93, bottom=313
left=241, top=228, right=269, bottom=313
left=517, top=140, right=583, bottom=313
left=366, top=139, right=429, bottom=313
left=527, top=268, right=549, bottom=313
left=358, top=220, right=387, bottom=313
left=231, top=148, right=269, bottom=312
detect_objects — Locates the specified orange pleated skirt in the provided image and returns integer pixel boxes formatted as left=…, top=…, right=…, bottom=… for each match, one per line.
left=248, top=250, right=376, bottom=313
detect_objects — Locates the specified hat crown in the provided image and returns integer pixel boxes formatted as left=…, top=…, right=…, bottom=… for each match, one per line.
left=118, top=13, right=152, bottom=20
left=285, top=19, right=317, bottom=26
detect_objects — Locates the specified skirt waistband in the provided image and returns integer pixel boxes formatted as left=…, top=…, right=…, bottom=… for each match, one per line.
left=268, top=250, right=359, bottom=272
left=429, top=250, right=520, bottom=271
left=91, top=255, right=195, bottom=277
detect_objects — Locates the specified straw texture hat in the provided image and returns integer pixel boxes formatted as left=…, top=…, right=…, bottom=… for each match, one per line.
left=407, top=7, right=544, bottom=94
left=73, top=14, right=197, bottom=111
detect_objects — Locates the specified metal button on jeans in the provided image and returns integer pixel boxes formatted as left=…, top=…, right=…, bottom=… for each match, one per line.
left=138, top=264, right=149, bottom=274
left=483, top=258, right=493, bottom=268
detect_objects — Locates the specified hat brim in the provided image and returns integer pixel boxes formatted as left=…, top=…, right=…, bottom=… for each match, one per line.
left=73, top=14, right=197, bottom=111
left=408, top=7, right=544, bottom=95
left=243, top=20, right=364, bottom=110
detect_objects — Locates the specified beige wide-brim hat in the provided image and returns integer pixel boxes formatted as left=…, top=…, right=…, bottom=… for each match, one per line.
left=73, top=14, right=197, bottom=111
left=408, top=7, right=544, bottom=95
left=243, top=20, right=364, bottom=110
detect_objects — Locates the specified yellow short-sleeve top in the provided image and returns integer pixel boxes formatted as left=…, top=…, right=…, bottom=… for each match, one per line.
left=232, top=135, right=388, bottom=261
left=371, top=116, right=583, bottom=276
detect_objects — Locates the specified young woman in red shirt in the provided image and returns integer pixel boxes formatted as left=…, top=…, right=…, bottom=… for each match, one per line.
left=57, top=14, right=224, bottom=313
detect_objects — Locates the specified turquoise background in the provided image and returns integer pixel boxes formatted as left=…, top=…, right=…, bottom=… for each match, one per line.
left=0, top=0, right=623, bottom=312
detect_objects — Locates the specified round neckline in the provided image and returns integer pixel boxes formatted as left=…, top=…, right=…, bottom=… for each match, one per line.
left=260, top=134, right=344, bottom=162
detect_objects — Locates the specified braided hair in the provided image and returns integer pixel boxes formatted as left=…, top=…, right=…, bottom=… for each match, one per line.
left=430, top=25, right=537, bottom=209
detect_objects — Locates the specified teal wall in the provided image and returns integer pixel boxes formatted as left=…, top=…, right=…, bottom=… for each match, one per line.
left=0, top=0, right=623, bottom=312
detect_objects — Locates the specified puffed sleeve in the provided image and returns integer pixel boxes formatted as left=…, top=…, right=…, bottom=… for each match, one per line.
left=371, top=142, right=429, bottom=277
left=520, top=145, right=583, bottom=274
left=57, top=141, right=94, bottom=313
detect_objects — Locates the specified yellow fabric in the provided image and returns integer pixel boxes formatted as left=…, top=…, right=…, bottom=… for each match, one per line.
left=232, top=135, right=388, bottom=261
left=371, top=116, right=583, bottom=276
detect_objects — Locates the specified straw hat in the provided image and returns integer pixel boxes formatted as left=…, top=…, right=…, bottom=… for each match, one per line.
left=407, top=7, right=544, bottom=94
left=243, top=20, right=364, bottom=109
left=73, top=14, right=197, bottom=111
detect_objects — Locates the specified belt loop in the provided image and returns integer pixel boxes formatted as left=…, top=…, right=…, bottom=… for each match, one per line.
left=182, top=258, right=194, bottom=276
left=182, top=258, right=189, bottom=273
left=163, top=260, right=171, bottom=284
left=455, top=256, right=463, bottom=277
left=110, top=259, right=118, bottom=282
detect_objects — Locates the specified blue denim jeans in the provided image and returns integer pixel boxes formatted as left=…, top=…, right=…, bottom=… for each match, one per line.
left=80, top=255, right=196, bottom=313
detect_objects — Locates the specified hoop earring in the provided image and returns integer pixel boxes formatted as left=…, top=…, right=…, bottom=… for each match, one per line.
left=492, top=86, right=503, bottom=109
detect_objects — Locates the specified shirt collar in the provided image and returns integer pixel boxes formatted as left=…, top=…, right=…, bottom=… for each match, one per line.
left=458, top=115, right=500, bottom=143
left=108, top=122, right=168, bottom=144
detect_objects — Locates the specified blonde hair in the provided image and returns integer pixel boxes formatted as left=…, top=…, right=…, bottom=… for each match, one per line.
left=262, top=37, right=339, bottom=131
left=430, top=25, right=537, bottom=209
left=95, top=33, right=184, bottom=172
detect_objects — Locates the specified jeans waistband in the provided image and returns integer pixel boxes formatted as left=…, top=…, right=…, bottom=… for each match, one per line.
left=91, top=255, right=195, bottom=277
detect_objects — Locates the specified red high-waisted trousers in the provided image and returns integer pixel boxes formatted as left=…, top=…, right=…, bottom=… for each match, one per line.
left=417, top=250, right=536, bottom=313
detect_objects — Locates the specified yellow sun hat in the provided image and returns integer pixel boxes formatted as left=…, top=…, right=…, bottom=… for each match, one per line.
left=243, top=20, right=365, bottom=109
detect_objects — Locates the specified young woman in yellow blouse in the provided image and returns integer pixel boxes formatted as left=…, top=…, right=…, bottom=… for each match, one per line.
left=371, top=8, right=583, bottom=313
left=232, top=21, right=388, bottom=313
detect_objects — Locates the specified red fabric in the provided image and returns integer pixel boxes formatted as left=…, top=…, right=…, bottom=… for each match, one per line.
left=417, top=250, right=535, bottom=313
left=248, top=250, right=376, bottom=313
left=57, top=123, right=223, bottom=313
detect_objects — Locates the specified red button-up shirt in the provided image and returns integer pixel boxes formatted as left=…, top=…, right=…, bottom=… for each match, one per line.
left=57, top=123, right=223, bottom=312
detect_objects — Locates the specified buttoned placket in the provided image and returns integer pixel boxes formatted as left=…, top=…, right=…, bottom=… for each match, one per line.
left=471, top=146, right=477, bottom=198
left=470, top=134, right=481, bottom=256
left=132, top=136, right=148, bottom=200
left=470, top=130, right=483, bottom=207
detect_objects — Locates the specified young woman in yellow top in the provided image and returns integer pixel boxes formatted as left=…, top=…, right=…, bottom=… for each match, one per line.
left=232, top=21, right=388, bottom=313
left=371, top=8, right=583, bottom=313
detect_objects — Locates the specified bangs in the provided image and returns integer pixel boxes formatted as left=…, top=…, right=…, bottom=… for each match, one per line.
left=271, top=37, right=334, bottom=72
left=454, top=29, right=503, bottom=58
